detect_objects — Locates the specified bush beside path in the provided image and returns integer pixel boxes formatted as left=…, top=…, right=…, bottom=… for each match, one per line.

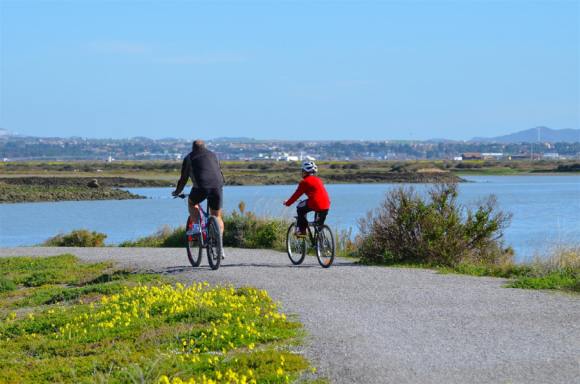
left=0, top=247, right=578, bottom=384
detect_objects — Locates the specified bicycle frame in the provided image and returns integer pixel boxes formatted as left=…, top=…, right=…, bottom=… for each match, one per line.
left=193, top=202, right=211, bottom=247
left=177, top=194, right=210, bottom=246
left=297, top=212, right=324, bottom=246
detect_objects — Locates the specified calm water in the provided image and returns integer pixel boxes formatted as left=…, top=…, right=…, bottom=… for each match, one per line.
left=1, top=175, right=578, bottom=262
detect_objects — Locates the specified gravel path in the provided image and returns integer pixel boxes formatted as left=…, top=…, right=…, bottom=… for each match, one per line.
left=1, top=247, right=579, bottom=384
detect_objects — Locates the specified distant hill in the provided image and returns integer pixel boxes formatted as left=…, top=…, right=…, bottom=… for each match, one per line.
left=0, top=128, right=11, bottom=137
left=472, top=127, right=580, bottom=143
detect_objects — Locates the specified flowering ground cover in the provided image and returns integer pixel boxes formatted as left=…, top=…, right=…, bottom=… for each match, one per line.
left=0, top=255, right=316, bottom=383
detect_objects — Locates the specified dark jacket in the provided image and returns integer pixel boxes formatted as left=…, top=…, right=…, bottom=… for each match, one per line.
left=175, top=148, right=224, bottom=193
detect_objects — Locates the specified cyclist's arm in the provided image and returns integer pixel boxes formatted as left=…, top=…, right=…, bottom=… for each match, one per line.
left=173, top=157, right=190, bottom=195
left=284, top=181, right=306, bottom=206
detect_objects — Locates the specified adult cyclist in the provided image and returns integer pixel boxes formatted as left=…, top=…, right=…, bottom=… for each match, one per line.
left=172, top=139, right=225, bottom=258
left=283, top=160, right=331, bottom=236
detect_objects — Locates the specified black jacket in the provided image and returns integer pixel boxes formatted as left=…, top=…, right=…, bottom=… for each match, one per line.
left=181, top=148, right=224, bottom=188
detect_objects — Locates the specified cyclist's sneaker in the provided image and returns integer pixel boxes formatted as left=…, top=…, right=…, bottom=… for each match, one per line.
left=294, top=229, right=307, bottom=238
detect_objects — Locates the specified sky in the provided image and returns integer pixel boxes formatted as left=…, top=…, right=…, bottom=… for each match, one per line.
left=0, top=0, right=578, bottom=141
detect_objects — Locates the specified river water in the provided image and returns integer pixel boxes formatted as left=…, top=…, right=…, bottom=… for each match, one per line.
left=1, top=175, right=578, bottom=262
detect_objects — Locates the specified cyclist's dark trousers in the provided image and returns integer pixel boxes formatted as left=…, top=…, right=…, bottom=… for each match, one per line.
left=189, top=187, right=223, bottom=211
left=297, top=200, right=328, bottom=233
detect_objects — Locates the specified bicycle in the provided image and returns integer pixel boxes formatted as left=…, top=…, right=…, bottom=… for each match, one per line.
left=176, top=194, right=222, bottom=270
left=286, top=209, right=335, bottom=268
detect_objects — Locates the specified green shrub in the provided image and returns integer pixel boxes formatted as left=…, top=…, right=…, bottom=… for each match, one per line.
left=223, top=210, right=288, bottom=250
left=455, top=162, right=483, bottom=169
left=119, top=225, right=186, bottom=247
left=42, top=229, right=107, bottom=247
left=555, top=163, right=580, bottom=172
left=160, top=226, right=187, bottom=247
left=357, top=183, right=512, bottom=266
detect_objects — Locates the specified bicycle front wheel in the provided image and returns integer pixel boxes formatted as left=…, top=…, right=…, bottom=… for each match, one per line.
left=316, top=225, right=335, bottom=268
left=286, top=223, right=306, bottom=265
left=185, top=217, right=202, bottom=267
left=206, top=216, right=222, bottom=270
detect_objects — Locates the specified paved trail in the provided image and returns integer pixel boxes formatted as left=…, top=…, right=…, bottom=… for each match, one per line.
left=1, top=247, right=578, bottom=384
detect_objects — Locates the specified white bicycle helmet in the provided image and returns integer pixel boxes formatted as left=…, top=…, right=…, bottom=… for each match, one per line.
left=301, top=160, right=318, bottom=174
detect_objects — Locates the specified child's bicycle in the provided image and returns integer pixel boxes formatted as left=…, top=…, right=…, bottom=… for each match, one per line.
left=176, top=194, right=222, bottom=270
left=286, top=211, right=335, bottom=268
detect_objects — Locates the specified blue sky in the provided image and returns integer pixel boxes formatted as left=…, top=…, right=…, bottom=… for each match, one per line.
left=0, top=0, right=578, bottom=140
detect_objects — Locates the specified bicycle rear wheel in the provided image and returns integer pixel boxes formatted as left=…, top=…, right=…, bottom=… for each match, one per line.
left=206, top=216, right=222, bottom=270
left=316, top=225, right=335, bottom=268
left=286, top=223, right=306, bottom=265
left=185, top=217, right=202, bottom=267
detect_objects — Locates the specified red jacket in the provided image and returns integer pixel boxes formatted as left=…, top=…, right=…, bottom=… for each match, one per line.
left=285, top=175, right=331, bottom=211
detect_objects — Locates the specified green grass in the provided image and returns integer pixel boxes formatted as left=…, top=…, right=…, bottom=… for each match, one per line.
left=0, top=255, right=317, bottom=383
left=438, top=263, right=532, bottom=278
left=0, top=254, right=112, bottom=287
left=507, top=270, right=579, bottom=291
left=438, top=251, right=579, bottom=293
left=0, top=277, right=17, bottom=293
left=364, top=248, right=579, bottom=293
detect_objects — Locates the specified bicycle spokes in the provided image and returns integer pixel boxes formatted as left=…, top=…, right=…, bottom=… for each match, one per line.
left=206, top=216, right=222, bottom=270
left=286, top=223, right=306, bottom=265
left=316, top=226, right=335, bottom=268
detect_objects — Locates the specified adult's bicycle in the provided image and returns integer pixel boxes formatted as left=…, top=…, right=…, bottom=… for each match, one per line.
left=286, top=211, right=335, bottom=268
left=176, top=194, right=222, bottom=270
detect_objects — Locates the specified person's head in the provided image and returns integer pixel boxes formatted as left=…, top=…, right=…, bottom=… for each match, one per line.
left=192, top=139, right=205, bottom=152
left=301, top=160, right=318, bottom=177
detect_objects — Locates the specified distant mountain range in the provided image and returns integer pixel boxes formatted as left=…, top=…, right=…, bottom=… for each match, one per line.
left=471, top=127, right=580, bottom=143
left=2, top=127, right=579, bottom=143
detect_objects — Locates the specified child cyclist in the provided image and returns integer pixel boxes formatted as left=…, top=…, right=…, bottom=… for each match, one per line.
left=283, top=161, right=331, bottom=236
